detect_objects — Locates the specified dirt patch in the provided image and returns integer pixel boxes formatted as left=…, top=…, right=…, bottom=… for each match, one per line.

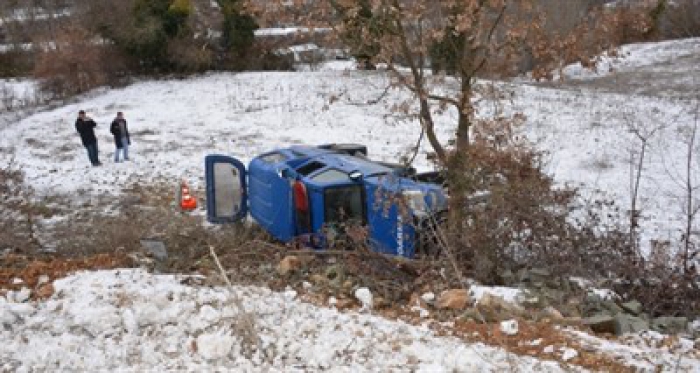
left=0, top=252, right=134, bottom=299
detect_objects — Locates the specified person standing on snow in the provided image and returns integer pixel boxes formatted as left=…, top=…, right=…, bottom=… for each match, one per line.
left=110, top=111, right=131, bottom=162
left=75, top=110, right=101, bottom=166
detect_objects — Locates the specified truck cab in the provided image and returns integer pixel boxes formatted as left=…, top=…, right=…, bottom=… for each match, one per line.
left=205, top=144, right=447, bottom=258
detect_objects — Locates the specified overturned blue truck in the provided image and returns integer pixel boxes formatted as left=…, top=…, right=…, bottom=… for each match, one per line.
left=205, top=144, right=448, bottom=258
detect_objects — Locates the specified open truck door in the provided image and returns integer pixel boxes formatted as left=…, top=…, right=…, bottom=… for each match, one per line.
left=205, top=155, right=248, bottom=223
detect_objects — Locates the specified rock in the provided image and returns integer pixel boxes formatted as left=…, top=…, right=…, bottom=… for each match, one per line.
left=335, top=298, right=355, bottom=310
left=620, top=300, right=643, bottom=316
left=325, top=265, right=343, bottom=280
left=689, top=319, right=700, bottom=336
left=518, top=268, right=551, bottom=285
left=530, top=268, right=551, bottom=278
left=544, top=306, right=564, bottom=320
left=374, top=296, right=388, bottom=309
left=37, top=275, right=50, bottom=286
left=13, top=287, right=31, bottom=303
left=283, top=288, right=297, bottom=300
left=436, top=289, right=470, bottom=310
left=651, top=317, right=688, bottom=335
left=561, top=347, right=578, bottom=361
left=309, top=274, right=326, bottom=285
left=614, top=314, right=649, bottom=335
left=477, top=293, right=521, bottom=322
left=499, top=269, right=515, bottom=285
left=354, top=287, right=373, bottom=311
left=140, top=239, right=168, bottom=261
left=35, top=283, right=54, bottom=299
left=601, top=300, right=623, bottom=315
left=421, top=292, right=436, bottom=304
left=410, top=293, right=428, bottom=309
left=519, top=295, right=544, bottom=308
left=584, top=293, right=604, bottom=305
left=540, top=288, right=566, bottom=304
left=461, top=308, right=485, bottom=322
left=559, top=317, right=583, bottom=327
left=500, top=319, right=519, bottom=336
left=277, top=256, right=302, bottom=276
left=583, top=314, right=616, bottom=334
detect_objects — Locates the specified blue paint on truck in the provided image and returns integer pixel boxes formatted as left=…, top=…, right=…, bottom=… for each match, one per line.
left=205, top=144, right=447, bottom=258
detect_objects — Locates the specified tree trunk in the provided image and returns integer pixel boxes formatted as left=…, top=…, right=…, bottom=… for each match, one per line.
left=447, top=106, right=473, bottom=237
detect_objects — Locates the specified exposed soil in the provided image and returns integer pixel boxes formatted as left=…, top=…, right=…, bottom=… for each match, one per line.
left=0, top=252, right=134, bottom=299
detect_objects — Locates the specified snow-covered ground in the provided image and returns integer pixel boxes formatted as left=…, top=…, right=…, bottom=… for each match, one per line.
left=2, top=270, right=697, bottom=371
left=0, top=269, right=572, bottom=372
left=1, top=38, right=699, bottom=370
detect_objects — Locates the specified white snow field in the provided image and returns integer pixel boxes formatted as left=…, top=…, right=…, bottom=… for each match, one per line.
left=0, top=269, right=570, bottom=372
left=0, top=38, right=699, bottom=371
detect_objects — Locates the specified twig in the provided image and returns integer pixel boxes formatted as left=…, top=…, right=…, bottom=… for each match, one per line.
left=209, top=245, right=266, bottom=360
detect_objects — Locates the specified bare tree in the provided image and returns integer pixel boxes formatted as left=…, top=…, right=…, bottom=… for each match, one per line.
left=256, top=0, right=621, bottom=258
left=680, top=102, right=700, bottom=273
left=623, top=108, right=665, bottom=255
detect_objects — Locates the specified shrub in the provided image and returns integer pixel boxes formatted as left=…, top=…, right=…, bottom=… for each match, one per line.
left=659, top=0, right=700, bottom=38
left=33, top=26, right=109, bottom=98
left=442, top=117, right=636, bottom=284
left=0, top=49, right=34, bottom=77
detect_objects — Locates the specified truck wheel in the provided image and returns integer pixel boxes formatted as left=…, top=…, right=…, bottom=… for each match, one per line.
left=415, top=211, right=447, bottom=258
left=318, top=143, right=368, bottom=157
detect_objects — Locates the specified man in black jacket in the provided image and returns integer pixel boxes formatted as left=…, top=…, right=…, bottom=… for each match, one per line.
left=75, top=110, right=101, bottom=166
left=110, top=111, right=131, bottom=162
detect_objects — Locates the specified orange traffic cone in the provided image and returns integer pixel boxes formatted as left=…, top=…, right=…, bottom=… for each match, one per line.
left=179, top=180, right=197, bottom=211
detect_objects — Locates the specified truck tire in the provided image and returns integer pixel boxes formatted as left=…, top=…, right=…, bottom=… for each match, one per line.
left=318, top=143, right=368, bottom=157
left=415, top=211, right=447, bottom=258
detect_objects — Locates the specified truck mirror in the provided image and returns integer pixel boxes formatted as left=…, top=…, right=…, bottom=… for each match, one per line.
left=349, top=170, right=363, bottom=181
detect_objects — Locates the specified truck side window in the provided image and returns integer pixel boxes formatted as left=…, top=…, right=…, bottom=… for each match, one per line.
left=324, top=185, right=365, bottom=224
left=297, top=161, right=325, bottom=176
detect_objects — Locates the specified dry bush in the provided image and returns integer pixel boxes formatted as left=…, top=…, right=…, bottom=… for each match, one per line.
left=47, top=182, right=276, bottom=282
left=0, top=49, right=34, bottom=77
left=610, top=5, right=657, bottom=44
left=443, top=118, right=636, bottom=284
left=167, top=37, right=215, bottom=72
left=659, top=0, right=700, bottom=38
left=0, top=159, right=61, bottom=253
left=436, top=118, right=699, bottom=316
left=599, top=1, right=700, bottom=44
left=614, top=239, right=700, bottom=317
left=33, top=26, right=114, bottom=98
left=226, top=39, right=295, bottom=71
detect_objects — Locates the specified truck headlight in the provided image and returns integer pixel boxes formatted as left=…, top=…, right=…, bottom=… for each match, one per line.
left=403, top=190, right=427, bottom=216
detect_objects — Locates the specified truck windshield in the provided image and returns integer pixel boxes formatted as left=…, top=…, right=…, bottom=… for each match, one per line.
left=324, top=185, right=365, bottom=224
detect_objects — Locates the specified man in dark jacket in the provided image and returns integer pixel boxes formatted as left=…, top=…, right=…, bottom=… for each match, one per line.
left=75, top=110, right=101, bottom=166
left=110, top=112, right=131, bottom=162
